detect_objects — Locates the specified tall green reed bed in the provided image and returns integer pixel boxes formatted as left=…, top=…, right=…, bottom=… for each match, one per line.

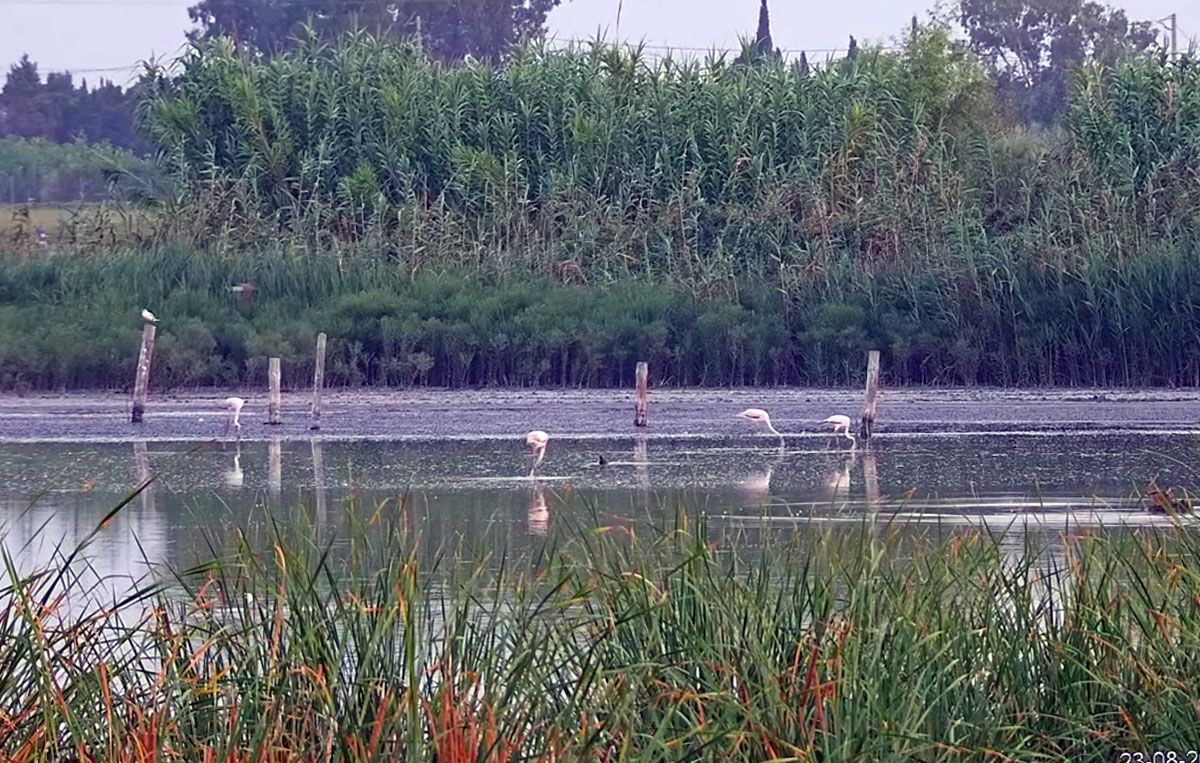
left=5, top=30, right=1200, bottom=389
left=2, top=499, right=1199, bottom=761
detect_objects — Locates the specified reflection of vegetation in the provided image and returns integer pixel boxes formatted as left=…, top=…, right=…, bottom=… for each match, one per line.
left=3, top=503, right=1200, bottom=759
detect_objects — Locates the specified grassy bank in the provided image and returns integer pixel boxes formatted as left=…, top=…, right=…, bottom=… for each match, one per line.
left=3, top=497, right=1200, bottom=760
left=4, top=243, right=1200, bottom=391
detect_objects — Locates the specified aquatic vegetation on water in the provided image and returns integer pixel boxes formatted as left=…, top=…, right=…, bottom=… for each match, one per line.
left=2, top=488, right=1200, bottom=760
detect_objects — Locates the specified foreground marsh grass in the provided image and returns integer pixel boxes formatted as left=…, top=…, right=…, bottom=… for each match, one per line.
left=2, top=493, right=1200, bottom=761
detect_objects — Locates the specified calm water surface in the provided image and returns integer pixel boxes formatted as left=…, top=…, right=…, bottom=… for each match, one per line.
left=1, top=430, right=1197, bottom=587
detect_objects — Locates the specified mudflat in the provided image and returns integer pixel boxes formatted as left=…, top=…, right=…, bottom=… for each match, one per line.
left=0, top=387, right=1196, bottom=442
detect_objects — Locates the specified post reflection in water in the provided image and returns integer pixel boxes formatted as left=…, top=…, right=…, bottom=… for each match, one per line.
left=633, top=435, right=651, bottom=515
left=133, top=440, right=155, bottom=513
left=633, top=436, right=649, bottom=487
left=311, top=439, right=327, bottom=536
left=268, top=438, right=282, bottom=502
left=862, top=450, right=881, bottom=506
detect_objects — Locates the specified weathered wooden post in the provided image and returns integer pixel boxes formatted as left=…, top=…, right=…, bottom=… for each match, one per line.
left=859, top=350, right=881, bottom=441
left=634, top=362, right=649, bottom=427
left=130, top=319, right=157, bottom=423
left=309, top=333, right=327, bottom=431
left=268, top=357, right=282, bottom=425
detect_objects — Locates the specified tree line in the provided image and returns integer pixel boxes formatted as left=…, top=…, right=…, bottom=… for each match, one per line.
left=0, top=56, right=142, bottom=153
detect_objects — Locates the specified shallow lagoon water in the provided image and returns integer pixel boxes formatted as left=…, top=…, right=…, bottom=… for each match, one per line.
left=1, top=428, right=1197, bottom=589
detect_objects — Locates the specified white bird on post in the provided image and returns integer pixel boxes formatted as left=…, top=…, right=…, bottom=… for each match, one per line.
left=141, top=309, right=158, bottom=324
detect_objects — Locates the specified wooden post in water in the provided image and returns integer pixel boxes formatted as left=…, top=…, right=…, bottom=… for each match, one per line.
left=309, top=333, right=327, bottom=430
left=131, top=321, right=157, bottom=423
left=268, top=357, right=282, bottom=425
left=859, top=350, right=881, bottom=441
left=633, top=362, right=649, bottom=428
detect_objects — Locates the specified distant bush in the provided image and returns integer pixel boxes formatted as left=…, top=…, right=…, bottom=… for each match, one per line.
left=0, top=137, right=158, bottom=203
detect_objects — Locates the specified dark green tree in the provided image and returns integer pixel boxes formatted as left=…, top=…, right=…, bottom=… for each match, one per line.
left=187, top=0, right=564, bottom=62
left=41, top=71, right=77, bottom=143
left=0, top=56, right=48, bottom=138
left=754, top=0, right=779, bottom=60
left=83, top=80, right=143, bottom=151
left=959, top=0, right=1160, bottom=124
left=0, top=56, right=141, bottom=151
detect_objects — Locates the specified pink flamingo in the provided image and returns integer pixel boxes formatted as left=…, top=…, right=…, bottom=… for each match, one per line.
left=824, top=415, right=857, bottom=449
left=737, top=408, right=785, bottom=446
left=223, top=397, right=246, bottom=438
left=526, top=430, right=549, bottom=478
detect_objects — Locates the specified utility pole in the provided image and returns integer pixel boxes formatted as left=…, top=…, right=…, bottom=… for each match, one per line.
left=1158, top=13, right=1178, bottom=59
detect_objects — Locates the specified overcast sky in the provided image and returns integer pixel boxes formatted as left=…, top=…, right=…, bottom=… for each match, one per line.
left=0, top=0, right=1195, bottom=84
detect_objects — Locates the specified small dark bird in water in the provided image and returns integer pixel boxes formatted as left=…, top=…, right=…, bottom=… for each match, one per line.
left=1146, top=479, right=1193, bottom=515
left=597, top=455, right=608, bottom=467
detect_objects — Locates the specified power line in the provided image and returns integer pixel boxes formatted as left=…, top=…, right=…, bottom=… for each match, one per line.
left=26, top=42, right=891, bottom=77
left=15, top=34, right=900, bottom=76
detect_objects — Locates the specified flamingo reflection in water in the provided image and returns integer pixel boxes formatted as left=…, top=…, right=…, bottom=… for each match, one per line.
left=824, top=455, right=854, bottom=503
left=223, top=443, right=244, bottom=488
left=737, top=442, right=785, bottom=507
left=528, top=484, right=549, bottom=537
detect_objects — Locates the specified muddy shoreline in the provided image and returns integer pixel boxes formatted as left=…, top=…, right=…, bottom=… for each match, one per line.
left=0, top=387, right=1197, bottom=442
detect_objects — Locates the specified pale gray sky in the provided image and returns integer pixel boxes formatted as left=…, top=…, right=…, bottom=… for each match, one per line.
left=0, top=0, right=1195, bottom=83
